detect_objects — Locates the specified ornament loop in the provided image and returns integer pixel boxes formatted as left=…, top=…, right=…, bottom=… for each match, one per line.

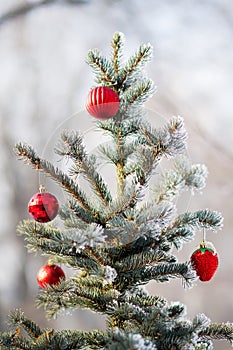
left=200, top=240, right=206, bottom=249
left=39, top=185, right=46, bottom=193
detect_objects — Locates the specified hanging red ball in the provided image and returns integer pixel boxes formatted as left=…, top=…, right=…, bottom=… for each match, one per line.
left=37, top=264, right=65, bottom=288
left=28, top=192, right=59, bottom=223
left=190, top=246, right=218, bottom=282
left=85, top=86, right=120, bottom=120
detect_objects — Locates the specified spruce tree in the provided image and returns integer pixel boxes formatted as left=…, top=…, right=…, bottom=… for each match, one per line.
left=0, top=32, right=233, bottom=350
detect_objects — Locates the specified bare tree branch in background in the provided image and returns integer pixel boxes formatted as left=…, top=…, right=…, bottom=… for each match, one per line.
left=0, top=0, right=89, bottom=28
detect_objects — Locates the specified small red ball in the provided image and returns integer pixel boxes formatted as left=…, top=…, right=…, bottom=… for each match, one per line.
left=28, top=192, right=59, bottom=223
left=190, top=247, right=218, bottom=282
left=86, top=86, right=120, bottom=120
left=37, top=264, right=65, bottom=288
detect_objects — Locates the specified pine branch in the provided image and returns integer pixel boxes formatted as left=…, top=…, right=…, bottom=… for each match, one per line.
left=111, top=32, right=124, bottom=76
left=154, top=159, right=208, bottom=204
left=108, top=303, right=146, bottom=330
left=107, top=328, right=156, bottom=350
left=60, top=200, right=95, bottom=224
left=105, top=235, right=170, bottom=264
left=119, top=43, right=153, bottom=86
left=114, top=261, right=196, bottom=290
left=99, top=138, right=143, bottom=171
left=86, top=32, right=153, bottom=91
left=120, top=79, right=154, bottom=115
left=0, top=331, right=31, bottom=350
left=127, top=146, right=157, bottom=186
left=98, top=118, right=141, bottom=138
left=200, top=322, right=233, bottom=344
left=8, top=309, right=42, bottom=340
left=102, top=186, right=141, bottom=224
left=38, top=329, right=106, bottom=349
left=36, top=276, right=118, bottom=319
left=140, top=116, right=187, bottom=158
left=113, top=249, right=176, bottom=274
left=155, top=315, right=231, bottom=350
left=163, top=209, right=223, bottom=249
left=122, top=116, right=187, bottom=187
left=165, top=227, right=195, bottom=251
left=0, top=327, right=106, bottom=350
left=56, top=130, right=112, bottom=205
left=135, top=202, right=176, bottom=239
left=17, top=220, right=102, bottom=271
left=107, top=302, right=214, bottom=349
left=87, top=49, right=116, bottom=86
left=152, top=314, right=210, bottom=350
left=169, top=209, right=223, bottom=233
left=109, top=301, right=187, bottom=337
left=15, top=142, right=94, bottom=214
left=98, top=142, right=119, bottom=165
left=125, top=288, right=167, bottom=308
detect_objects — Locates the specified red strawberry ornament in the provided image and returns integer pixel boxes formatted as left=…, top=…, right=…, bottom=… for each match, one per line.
left=190, top=242, right=218, bottom=282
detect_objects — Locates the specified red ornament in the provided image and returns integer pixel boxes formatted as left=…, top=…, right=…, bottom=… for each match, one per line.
left=28, top=192, right=59, bottom=223
left=86, top=86, right=120, bottom=120
left=190, top=243, right=218, bottom=282
left=37, top=264, right=65, bottom=288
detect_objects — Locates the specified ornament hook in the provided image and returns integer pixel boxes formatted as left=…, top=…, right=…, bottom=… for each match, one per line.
left=39, top=184, right=46, bottom=193
left=199, top=228, right=207, bottom=249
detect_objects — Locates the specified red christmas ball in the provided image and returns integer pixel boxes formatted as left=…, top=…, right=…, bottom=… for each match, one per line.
left=86, top=86, right=120, bottom=120
left=190, top=246, right=218, bottom=282
left=28, top=192, right=59, bottom=223
left=37, top=264, right=65, bottom=288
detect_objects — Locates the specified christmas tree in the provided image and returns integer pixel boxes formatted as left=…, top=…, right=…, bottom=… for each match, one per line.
left=0, top=32, right=233, bottom=350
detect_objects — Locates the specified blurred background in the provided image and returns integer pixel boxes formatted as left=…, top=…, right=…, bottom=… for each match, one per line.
left=0, top=0, right=232, bottom=349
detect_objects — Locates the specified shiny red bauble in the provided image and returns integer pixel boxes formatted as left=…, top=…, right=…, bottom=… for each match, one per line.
left=190, top=246, right=218, bottom=282
left=37, top=264, right=65, bottom=288
left=28, top=192, right=59, bottom=223
left=86, top=86, right=120, bottom=120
